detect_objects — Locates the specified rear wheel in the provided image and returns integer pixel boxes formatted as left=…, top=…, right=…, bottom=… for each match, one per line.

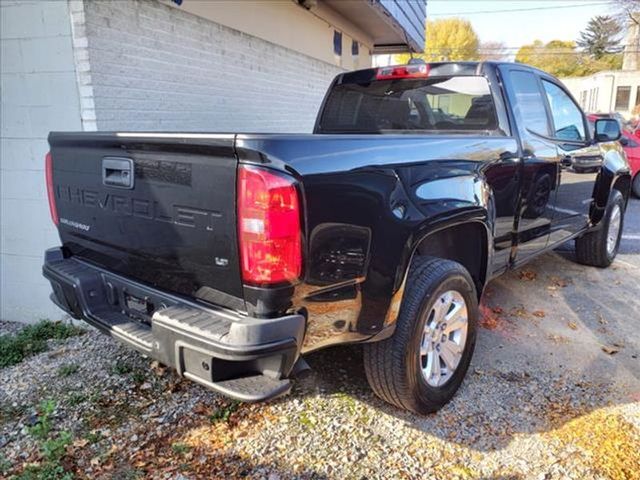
left=363, top=257, right=478, bottom=414
left=575, top=190, right=625, bottom=267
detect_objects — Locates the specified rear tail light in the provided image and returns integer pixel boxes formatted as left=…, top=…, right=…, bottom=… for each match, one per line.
left=237, top=165, right=302, bottom=285
left=45, top=151, right=59, bottom=226
left=376, top=63, right=430, bottom=80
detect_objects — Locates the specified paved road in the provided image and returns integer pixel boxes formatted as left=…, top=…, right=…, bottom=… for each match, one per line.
left=620, top=195, right=640, bottom=261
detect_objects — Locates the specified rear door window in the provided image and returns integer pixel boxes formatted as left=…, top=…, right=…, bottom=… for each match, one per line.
left=318, top=76, right=499, bottom=134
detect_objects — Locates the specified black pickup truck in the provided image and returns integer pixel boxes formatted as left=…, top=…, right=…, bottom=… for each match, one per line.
left=43, top=61, right=631, bottom=414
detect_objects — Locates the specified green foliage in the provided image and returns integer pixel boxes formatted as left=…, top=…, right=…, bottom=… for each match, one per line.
left=13, top=462, right=73, bottom=480
left=57, top=364, right=79, bottom=377
left=396, top=17, right=479, bottom=63
left=111, top=360, right=133, bottom=375
left=28, top=400, right=57, bottom=440
left=84, top=431, right=102, bottom=444
left=65, top=392, right=87, bottom=407
left=577, top=15, right=622, bottom=59
left=41, top=432, right=72, bottom=463
left=15, top=400, right=74, bottom=480
left=0, top=321, right=83, bottom=368
left=209, top=401, right=240, bottom=423
left=170, top=442, right=191, bottom=455
left=0, top=454, right=11, bottom=475
left=515, top=39, right=623, bottom=77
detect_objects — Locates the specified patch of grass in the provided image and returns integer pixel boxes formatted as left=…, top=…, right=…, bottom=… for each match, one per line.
left=209, top=401, right=240, bottom=424
left=28, top=399, right=56, bottom=440
left=131, top=370, right=146, bottom=384
left=57, top=364, right=79, bottom=377
left=41, top=431, right=72, bottom=463
left=13, top=462, right=73, bottom=480
left=111, top=360, right=133, bottom=375
left=0, top=320, right=83, bottom=368
left=171, top=442, right=191, bottom=455
left=65, top=392, right=87, bottom=407
left=0, top=454, right=11, bottom=475
left=16, top=400, right=74, bottom=480
left=0, top=403, right=27, bottom=425
left=84, top=430, right=102, bottom=444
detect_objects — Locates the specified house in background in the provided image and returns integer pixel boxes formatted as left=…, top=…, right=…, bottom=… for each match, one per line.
left=0, top=0, right=427, bottom=323
left=561, top=20, right=640, bottom=120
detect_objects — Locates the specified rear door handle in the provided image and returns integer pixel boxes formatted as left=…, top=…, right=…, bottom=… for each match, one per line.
left=103, top=157, right=134, bottom=189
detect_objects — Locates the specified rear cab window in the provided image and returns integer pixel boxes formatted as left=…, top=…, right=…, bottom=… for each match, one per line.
left=316, top=68, right=500, bottom=134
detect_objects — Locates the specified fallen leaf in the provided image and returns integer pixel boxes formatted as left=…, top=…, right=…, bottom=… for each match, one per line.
left=601, top=345, right=620, bottom=355
left=479, top=315, right=499, bottom=330
left=568, top=321, right=578, bottom=330
left=549, top=276, right=570, bottom=288
left=518, top=269, right=537, bottom=281
left=491, top=306, right=504, bottom=314
left=597, top=313, right=608, bottom=325
left=532, top=310, right=546, bottom=318
left=513, top=307, right=528, bottom=317
left=73, top=438, right=89, bottom=448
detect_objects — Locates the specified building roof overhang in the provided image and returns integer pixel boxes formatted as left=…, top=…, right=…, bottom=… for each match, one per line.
left=323, top=0, right=425, bottom=53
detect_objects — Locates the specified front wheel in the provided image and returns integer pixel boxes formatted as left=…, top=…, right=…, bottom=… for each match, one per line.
left=575, top=190, right=625, bottom=267
left=363, top=257, right=478, bottom=414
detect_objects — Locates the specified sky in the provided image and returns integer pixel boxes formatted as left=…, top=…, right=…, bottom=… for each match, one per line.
left=426, top=0, right=616, bottom=50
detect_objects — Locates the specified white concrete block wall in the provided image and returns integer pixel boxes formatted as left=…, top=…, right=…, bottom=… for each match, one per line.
left=0, top=0, right=82, bottom=323
left=84, top=0, right=344, bottom=132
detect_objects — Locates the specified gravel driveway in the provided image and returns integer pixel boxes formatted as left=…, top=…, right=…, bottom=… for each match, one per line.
left=2, top=200, right=639, bottom=480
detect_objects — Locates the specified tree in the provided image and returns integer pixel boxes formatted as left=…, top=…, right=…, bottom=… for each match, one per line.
left=612, top=0, right=640, bottom=27
left=395, top=18, right=479, bottom=63
left=516, top=39, right=622, bottom=77
left=577, top=15, right=622, bottom=58
left=478, top=41, right=509, bottom=61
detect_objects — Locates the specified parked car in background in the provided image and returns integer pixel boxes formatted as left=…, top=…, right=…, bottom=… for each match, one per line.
left=587, top=114, right=640, bottom=197
left=620, top=131, right=640, bottom=197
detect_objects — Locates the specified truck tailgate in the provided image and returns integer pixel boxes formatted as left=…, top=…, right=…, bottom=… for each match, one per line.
left=48, top=132, right=244, bottom=311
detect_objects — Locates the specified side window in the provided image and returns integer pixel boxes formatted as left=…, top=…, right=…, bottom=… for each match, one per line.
left=508, top=70, right=550, bottom=136
left=542, top=80, right=586, bottom=142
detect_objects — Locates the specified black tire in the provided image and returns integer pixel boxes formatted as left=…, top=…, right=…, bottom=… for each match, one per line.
left=363, top=257, right=478, bottom=414
left=575, top=190, right=625, bottom=268
left=633, top=174, right=640, bottom=199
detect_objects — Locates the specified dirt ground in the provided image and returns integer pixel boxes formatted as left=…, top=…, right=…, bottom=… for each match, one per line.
left=1, top=199, right=639, bottom=480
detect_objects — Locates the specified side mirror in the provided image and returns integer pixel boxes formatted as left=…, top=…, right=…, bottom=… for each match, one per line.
left=620, top=136, right=629, bottom=146
left=594, top=118, right=621, bottom=143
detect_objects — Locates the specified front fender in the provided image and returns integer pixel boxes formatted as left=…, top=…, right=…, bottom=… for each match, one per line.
left=591, top=143, right=631, bottom=226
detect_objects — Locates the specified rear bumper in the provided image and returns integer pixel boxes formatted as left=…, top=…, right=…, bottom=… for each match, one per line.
left=42, top=248, right=305, bottom=401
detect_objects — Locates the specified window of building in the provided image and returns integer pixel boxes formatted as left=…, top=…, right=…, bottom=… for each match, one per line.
left=615, top=86, right=631, bottom=111
left=542, top=80, right=585, bottom=141
left=580, top=90, right=587, bottom=109
left=636, top=86, right=640, bottom=107
left=351, top=40, right=359, bottom=56
left=333, top=31, right=342, bottom=56
left=507, top=70, right=549, bottom=136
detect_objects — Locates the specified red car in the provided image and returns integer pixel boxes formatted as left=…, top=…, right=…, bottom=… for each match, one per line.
left=588, top=114, right=640, bottom=197
left=620, top=131, right=640, bottom=197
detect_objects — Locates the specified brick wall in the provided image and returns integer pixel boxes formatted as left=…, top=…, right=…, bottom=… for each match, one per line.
left=84, top=0, right=345, bottom=132
left=1, top=0, right=82, bottom=322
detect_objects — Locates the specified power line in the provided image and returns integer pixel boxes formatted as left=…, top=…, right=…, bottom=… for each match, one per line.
left=431, top=2, right=611, bottom=16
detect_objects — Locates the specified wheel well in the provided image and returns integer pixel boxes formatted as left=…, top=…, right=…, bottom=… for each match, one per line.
left=415, top=222, right=488, bottom=297
left=613, top=174, right=631, bottom=202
